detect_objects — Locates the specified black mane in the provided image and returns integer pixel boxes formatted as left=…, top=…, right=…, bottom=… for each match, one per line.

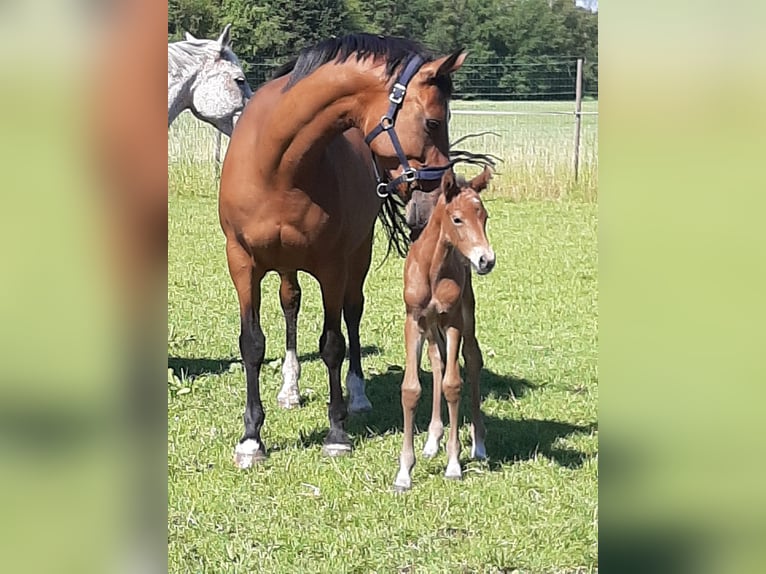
left=274, top=33, right=440, bottom=91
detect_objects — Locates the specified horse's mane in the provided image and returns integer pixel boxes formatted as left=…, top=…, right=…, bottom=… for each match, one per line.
left=405, top=138, right=500, bottom=243
left=275, top=33, right=447, bottom=93
left=168, top=39, right=239, bottom=79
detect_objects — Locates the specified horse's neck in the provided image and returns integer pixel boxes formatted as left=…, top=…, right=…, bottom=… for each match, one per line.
left=167, top=67, right=198, bottom=125
left=259, top=64, right=374, bottom=183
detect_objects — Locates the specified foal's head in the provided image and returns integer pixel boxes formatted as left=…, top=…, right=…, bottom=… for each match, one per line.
left=440, top=167, right=495, bottom=275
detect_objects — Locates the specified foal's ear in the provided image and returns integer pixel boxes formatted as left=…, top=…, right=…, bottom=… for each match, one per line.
left=442, top=170, right=460, bottom=202
left=469, top=166, right=493, bottom=193
left=420, top=49, right=468, bottom=80
left=217, top=24, right=232, bottom=50
left=185, top=31, right=198, bottom=42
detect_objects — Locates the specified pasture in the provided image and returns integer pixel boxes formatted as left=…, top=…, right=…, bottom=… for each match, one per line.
left=168, top=103, right=598, bottom=572
left=169, top=100, right=598, bottom=202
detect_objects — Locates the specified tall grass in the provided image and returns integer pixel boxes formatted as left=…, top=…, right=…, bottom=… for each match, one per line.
left=168, top=101, right=598, bottom=202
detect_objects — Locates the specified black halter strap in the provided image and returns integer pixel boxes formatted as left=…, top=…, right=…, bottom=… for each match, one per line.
left=364, top=55, right=453, bottom=198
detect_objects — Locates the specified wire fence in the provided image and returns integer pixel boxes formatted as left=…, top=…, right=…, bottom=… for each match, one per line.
left=169, top=57, right=598, bottom=198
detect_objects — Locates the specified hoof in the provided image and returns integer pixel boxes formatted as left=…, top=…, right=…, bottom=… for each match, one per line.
left=444, top=461, right=462, bottom=480
left=346, top=373, right=372, bottom=414
left=321, top=443, right=352, bottom=457
left=348, top=395, right=372, bottom=414
left=471, top=442, right=487, bottom=461
left=277, top=392, right=301, bottom=409
left=233, top=439, right=267, bottom=469
left=422, top=438, right=441, bottom=458
left=393, top=471, right=412, bottom=492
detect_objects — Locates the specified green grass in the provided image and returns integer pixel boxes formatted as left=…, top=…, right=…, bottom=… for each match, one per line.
left=168, top=176, right=598, bottom=571
left=168, top=100, right=598, bottom=202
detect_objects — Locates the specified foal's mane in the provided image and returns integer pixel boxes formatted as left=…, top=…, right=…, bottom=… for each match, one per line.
left=274, top=33, right=449, bottom=94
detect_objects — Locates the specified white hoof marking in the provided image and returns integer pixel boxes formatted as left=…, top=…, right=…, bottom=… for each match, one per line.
left=422, top=435, right=441, bottom=458
left=321, top=443, right=352, bottom=457
left=445, top=460, right=462, bottom=480
left=393, top=469, right=412, bottom=491
left=278, top=351, right=301, bottom=408
left=233, top=439, right=265, bottom=469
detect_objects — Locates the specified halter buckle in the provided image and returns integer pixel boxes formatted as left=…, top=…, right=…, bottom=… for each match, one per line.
left=402, top=168, right=417, bottom=183
left=376, top=181, right=390, bottom=198
left=389, top=83, right=407, bottom=105
left=380, top=116, right=394, bottom=130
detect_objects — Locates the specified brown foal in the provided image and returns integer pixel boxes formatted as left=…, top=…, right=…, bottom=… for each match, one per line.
left=395, top=167, right=495, bottom=491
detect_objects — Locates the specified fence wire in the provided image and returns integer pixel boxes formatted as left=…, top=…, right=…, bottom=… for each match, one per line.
left=169, top=58, right=598, bottom=194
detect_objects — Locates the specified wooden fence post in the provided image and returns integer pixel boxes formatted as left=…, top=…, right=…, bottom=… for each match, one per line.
left=573, top=58, right=583, bottom=181
left=214, top=130, right=223, bottom=165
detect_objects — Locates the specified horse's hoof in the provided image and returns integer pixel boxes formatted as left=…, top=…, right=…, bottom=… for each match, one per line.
left=444, top=462, right=462, bottom=480
left=233, top=439, right=267, bottom=469
left=348, top=396, right=372, bottom=414
left=471, top=442, right=487, bottom=461
left=277, top=394, right=301, bottom=409
left=321, top=443, right=352, bottom=457
left=422, top=438, right=441, bottom=458
left=393, top=471, right=412, bottom=492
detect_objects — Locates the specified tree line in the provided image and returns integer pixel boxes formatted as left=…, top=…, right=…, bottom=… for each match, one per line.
left=168, top=0, right=598, bottom=100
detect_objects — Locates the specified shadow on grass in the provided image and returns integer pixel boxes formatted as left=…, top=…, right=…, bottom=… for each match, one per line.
left=168, top=345, right=382, bottom=379
left=344, top=367, right=595, bottom=470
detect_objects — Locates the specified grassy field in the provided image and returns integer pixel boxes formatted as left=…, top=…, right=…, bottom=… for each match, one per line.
left=169, top=100, right=598, bottom=202
left=168, top=147, right=598, bottom=571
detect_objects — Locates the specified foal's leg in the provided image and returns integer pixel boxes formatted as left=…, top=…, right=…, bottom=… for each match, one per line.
left=461, top=276, right=487, bottom=460
left=394, top=315, right=424, bottom=491
left=442, top=325, right=464, bottom=480
left=277, top=271, right=302, bottom=409
left=343, top=236, right=373, bottom=413
left=318, top=272, right=352, bottom=456
left=422, top=332, right=445, bottom=458
left=226, top=240, right=268, bottom=469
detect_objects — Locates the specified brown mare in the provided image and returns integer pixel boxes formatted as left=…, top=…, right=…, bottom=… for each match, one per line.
left=219, top=34, right=466, bottom=468
left=394, top=167, right=495, bottom=491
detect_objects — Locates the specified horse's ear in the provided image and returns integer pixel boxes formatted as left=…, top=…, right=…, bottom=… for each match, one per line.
left=469, top=166, right=492, bottom=193
left=185, top=31, right=197, bottom=42
left=420, top=49, right=468, bottom=80
left=217, top=24, right=232, bottom=50
left=442, top=170, right=459, bottom=202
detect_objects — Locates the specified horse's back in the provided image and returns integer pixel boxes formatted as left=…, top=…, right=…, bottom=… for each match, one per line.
left=219, top=81, right=380, bottom=273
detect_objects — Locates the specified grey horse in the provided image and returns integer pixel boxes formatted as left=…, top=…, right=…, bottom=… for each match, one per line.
left=168, top=24, right=253, bottom=136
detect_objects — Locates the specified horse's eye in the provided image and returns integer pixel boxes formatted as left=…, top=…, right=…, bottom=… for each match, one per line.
left=452, top=216, right=463, bottom=225
left=235, top=77, right=246, bottom=85
left=426, top=119, right=441, bottom=131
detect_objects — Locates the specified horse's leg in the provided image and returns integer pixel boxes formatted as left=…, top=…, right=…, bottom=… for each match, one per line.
left=394, top=315, right=424, bottom=491
left=318, top=272, right=352, bottom=457
left=226, top=240, right=268, bottom=469
left=277, top=271, right=302, bottom=409
left=461, top=275, right=486, bottom=460
left=422, top=332, right=445, bottom=458
left=442, top=325, right=464, bottom=480
left=343, top=236, right=373, bottom=413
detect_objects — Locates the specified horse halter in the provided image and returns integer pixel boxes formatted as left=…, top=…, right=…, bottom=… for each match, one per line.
left=364, top=55, right=453, bottom=198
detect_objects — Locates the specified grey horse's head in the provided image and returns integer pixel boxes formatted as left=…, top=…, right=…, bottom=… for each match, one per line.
left=170, top=24, right=253, bottom=135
